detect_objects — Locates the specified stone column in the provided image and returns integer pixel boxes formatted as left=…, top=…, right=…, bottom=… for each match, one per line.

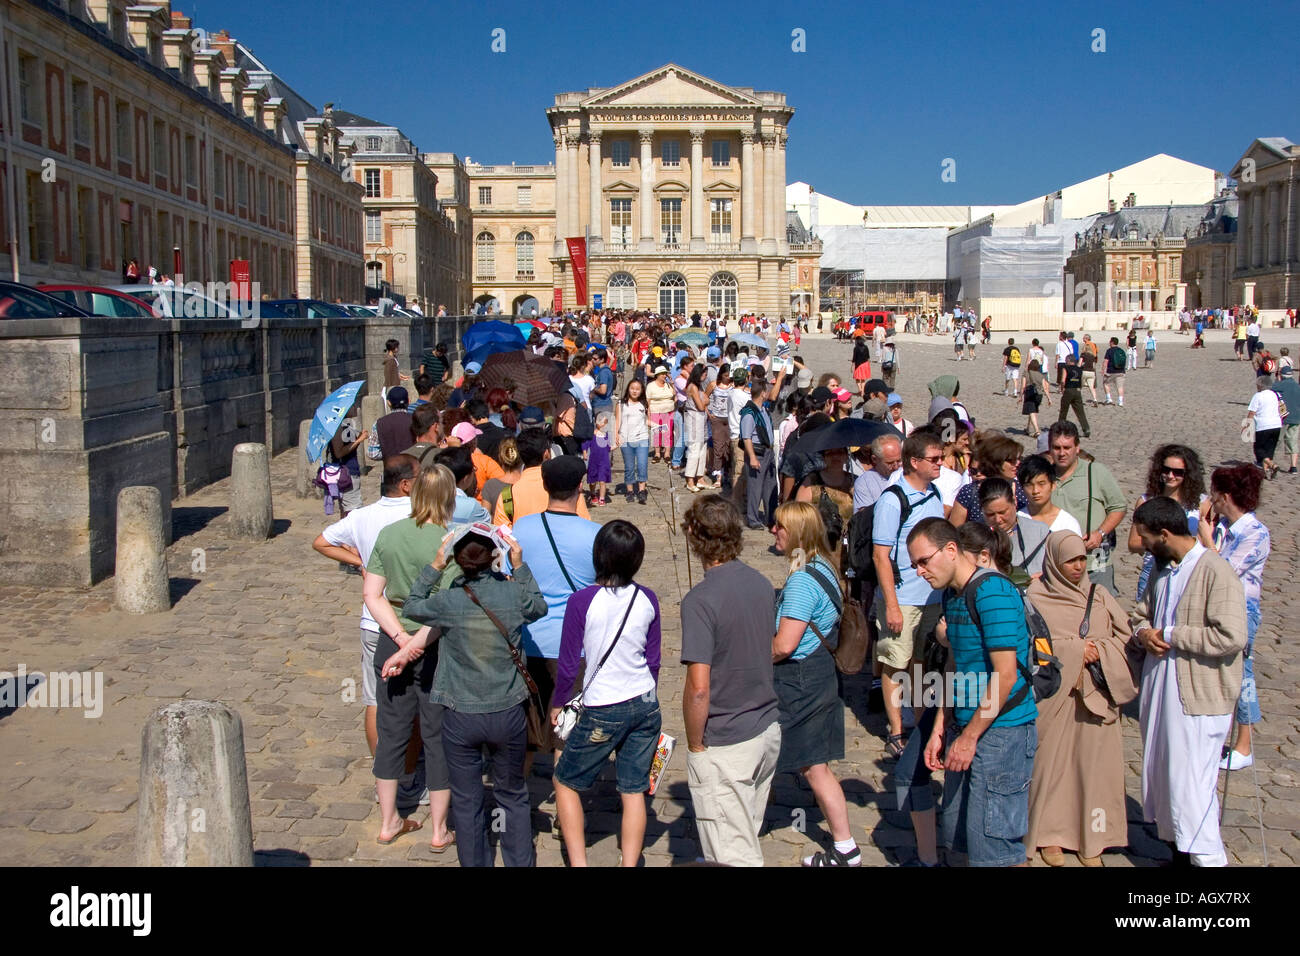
left=689, top=127, right=706, bottom=252
left=1266, top=183, right=1280, bottom=265
left=588, top=131, right=603, bottom=252
left=566, top=133, right=580, bottom=246
left=741, top=129, right=756, bottom=252
left=1252, top=190, right=1265, bottom=268
left=1174, top=281, right=1187, bottom=311
left=776, top=130, right=788, bottom=255
left=1243, top=280, right=1256, bottom=307
left=760, top=132, right=777, bottom=255
left=229, top=442, right=273, bottom=540
left=553, top=130, right=567, bottom=252
left=114, top=486, right=170, bottom=614
left=638, top=127, right=655, bottom=251
left=1236, top=186, right=1249, bottom=275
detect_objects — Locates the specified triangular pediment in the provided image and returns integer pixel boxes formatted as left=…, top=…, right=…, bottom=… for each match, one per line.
left=703, top=179, right=739, bottom=192
left=1232, top=138, right=1296, bottom=177
left=584, top=64, right=760, bottom=108
left=602, top=179, right=639, bottom=192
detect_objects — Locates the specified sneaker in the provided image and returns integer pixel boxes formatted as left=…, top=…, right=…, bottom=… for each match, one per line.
left=637, top=491, right=648, bottom=505
left=803, top=845, right=861, bottom=867
left=1289, top=467, right=1297, bottom=474
left=1220, top=750, right=1253, bottom=771
left=625, top=492, right=636, bottom=503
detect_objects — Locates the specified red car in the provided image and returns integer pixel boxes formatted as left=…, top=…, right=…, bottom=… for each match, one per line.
left=37, top=284, right=160, bottom=318
left=852, top=311, right=894, bottom=335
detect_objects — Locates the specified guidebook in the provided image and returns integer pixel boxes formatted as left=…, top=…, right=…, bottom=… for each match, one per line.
left=647, top=732, right=675, bottom=796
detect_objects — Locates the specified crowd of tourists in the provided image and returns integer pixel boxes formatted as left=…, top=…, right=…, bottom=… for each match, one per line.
left=310, top=306, right=1270, bottom=868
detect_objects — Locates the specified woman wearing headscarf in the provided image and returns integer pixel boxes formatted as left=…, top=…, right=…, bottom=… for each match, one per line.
left=1025, top=531, right=1138, bottom=867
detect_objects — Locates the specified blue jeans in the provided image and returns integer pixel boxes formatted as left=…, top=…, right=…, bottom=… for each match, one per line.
left=620, top=440, right=648, bottom=486
left=1237, top=599, right=1262, bottom=725
left=940, top=722, right=1037, bottom=866
left=671, top=409, right=685, bottom=466
left=554, top=693, right=662, bottom=793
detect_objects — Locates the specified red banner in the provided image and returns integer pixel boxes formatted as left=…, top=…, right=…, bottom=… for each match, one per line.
left=552, top=287, right=563, bottom=313
left=229, top=259, right=251, bottom=302
left=565, top=237, right=588, bottom=307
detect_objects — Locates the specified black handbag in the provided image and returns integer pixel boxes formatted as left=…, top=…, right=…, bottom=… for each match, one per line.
left=1079, top=584, right=1109, bottom=692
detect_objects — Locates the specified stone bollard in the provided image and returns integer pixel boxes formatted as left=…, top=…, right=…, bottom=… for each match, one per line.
left=114, top=486, right=171, bottom=614
left=295, top=419, right=322, bottom=498
left=229, top=443, right=273, bottom=539
left=136, top=700, right=254, bottom=866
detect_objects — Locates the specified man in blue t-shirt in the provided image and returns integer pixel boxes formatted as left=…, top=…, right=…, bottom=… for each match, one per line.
left=871, top=429, right=945, bottom=752
left=589, top=348, right=616, bottom=420
left=907, top=517, right=1036, bottom=867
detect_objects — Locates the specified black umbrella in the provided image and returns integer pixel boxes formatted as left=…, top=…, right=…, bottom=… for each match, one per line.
left=783, top=417, right=902, bottom=460
left=478, top=348, right=571, bottom=406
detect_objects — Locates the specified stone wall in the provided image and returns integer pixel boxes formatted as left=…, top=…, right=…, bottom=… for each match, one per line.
left=0, top=314, right=481, bottom=586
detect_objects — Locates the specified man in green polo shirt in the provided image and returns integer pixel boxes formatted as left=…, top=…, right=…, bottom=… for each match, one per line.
left=1046, top=421, right=1126, bottom=596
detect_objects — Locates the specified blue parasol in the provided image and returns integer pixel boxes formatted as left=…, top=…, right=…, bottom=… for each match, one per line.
left=462, top=320, right=526, bottom=354
left=306, top=380, right=366, bottom=462
left=731, top=332, right=770, bottom=349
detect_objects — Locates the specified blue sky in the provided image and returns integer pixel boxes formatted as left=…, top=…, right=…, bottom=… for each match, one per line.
left=208, top=0, right=1298, bottom=204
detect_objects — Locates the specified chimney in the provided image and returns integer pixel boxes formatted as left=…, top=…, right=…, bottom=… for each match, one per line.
left=170, top=10, right=192, bottom=30
left=207, top=29, right=238, bottom=68
left=1108, top=199, right=1117, bottom=213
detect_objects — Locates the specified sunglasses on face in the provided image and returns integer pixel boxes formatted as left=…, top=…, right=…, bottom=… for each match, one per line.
left=913, top=455, right=943, bottom=464
left=913, top=549, right=943, bottom=569
left=1161, top=466, right=1186, bottom=477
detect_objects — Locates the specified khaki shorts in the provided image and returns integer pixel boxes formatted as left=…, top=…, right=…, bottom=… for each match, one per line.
left=1081, top=371, right=1096, bottom=387
left=1283, top=423, right=1300, bottom=456
left=873, top=597, right=943, bottom=670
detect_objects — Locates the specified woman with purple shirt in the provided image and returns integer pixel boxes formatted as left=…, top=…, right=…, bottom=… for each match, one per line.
left=550, top=520, right=662, bottom=866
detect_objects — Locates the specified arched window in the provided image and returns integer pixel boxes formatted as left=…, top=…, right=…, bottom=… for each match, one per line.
left=476, top=231, right=495, bottom=279
left=658, top=272, right=686, bottom=316
left=709, top=271, right=738, bottom=317
left=606, top=272, right=636, bottom=309
left=515, top=231, right=534, bottom=278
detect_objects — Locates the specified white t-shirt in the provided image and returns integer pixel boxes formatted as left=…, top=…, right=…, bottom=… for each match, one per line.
left=320, top=496, right=412, bottom=632
left=1020, top=509, right=1083, bottom=536
left=570, top=373, right=595, bottom=408
left=1247, top=322, right=1261, bottom=337
left=934, top=466, right=965, bottom=507
left=728, top=386, right=748, bottom=435
left=1029, top=346, right=1046, bottom=369
left=1055, top=340, right=1071, bottom=362
left=1248, top=388, right=1283, bottom=430
left=572, top=585, right=659, bottom=707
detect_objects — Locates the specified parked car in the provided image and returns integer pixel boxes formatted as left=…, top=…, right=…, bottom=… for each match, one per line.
left=258, top=299, right=352, bottom=319
left=339, top=304, right=378, bottom=317
left=109, top=284, right=237, bottom=319
left=852, top=311, right=895, bottom=335
left=0, top=281, right=92, bottom=318
left=38, top=284, right=159, bottom=318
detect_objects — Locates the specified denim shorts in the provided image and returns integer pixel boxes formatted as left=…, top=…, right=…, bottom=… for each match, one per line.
left=940, top=721, right=1037, bottom=867
left=553, top=692, right=662, bottom=794
left=1237, top=600, right=1262, bottom=725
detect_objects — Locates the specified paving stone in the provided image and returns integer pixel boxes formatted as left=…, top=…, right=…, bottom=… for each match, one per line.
left=276, top=801, right=320, bottom=819
left=261, top=782, right=317, bottom=801
left=290, top=818, right=347, bottom=837
left=82, top=790, right=137, bottom=813
left=29, top=811, right=97, bottom=834
left=321, top=803, right=373, bottom=821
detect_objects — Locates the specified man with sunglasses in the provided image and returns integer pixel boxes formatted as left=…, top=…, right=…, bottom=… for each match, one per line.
left=1047, top=421, right=1126, bottom=595
left=871, top=428, right=946, bottom=758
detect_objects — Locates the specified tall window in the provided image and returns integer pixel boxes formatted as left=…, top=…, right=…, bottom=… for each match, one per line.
left=1128, top=256, right=1140, bottom=282
left=153, top=119, right=167, bottom=179
left=478, top=186, right=492, bottom=205
left=710, top=198, right=733, bottom=242
left=367, top=261, right=383, bottom=289
left=515, top=231, right=534, bottom=277
left=115, top=100, right=132, bottom=165
left=661, top=140, right=680, bottom=167
left=365, top=210, right=382, bottom=242
left=214, top=150, right=226, bottom=198
left=365, top=136, right=381, bottom=151
left=476, top=231, right=495, bottom=278
left=71, top=79, right=90, bottom=145
left=611, top=140, right=630, bottom=167
left=517, top=185, right=531, bottom=206
left=77, top=187, right=96, bottom=269
left=660, top=198, right=682, bottom=247
left=185, top=134, right=197, bottom=185
left=364, top=169, right=381, bottom=198
left=26, top=171, right=50, bottom=263
left=610, top=198, right=632, bottom=246
left=607, top=272, right=636, bottom=309
left=18, top=53, right=39, bottom=125
left=709, top=272, right=738, bottom=316
left=658, top=272, right=686, bottom=316
left=711, top=139, right=730, bottom=167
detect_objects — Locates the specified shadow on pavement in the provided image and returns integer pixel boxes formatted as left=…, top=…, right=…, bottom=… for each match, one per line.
left=172, top=506, right=227, bottom=538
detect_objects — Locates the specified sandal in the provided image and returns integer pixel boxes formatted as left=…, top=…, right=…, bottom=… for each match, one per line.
left=883, top=734, right=907, bottom=760
left=376, top=817, right=423, bottom=845
left=429, top=833, right=456, bottom=854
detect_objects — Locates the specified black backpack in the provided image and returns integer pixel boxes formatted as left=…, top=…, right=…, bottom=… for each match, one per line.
left=568, top=388, right=595, bottom=443
left=962, top=569, right=1061, bottom=713
left=846, top=483, right=936, bottom=588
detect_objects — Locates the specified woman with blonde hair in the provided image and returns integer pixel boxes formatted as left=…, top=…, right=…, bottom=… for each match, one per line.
left=362, top=463, right=458, bottom=851
left=770, top=501, right=858, bottom=866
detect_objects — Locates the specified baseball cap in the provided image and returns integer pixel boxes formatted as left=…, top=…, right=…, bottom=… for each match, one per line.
left=464, top=360, right=483, bottom=374
left=810, top=386, right=834, bottom=405
left=731, top=367, right=749, bottom=385
left=863, top=397, right=888, bottom=421
left=518, top=406, right=546, bottom=427
left=832, top=387, right=853, bottom=404
left=706, top=346, right=722, bottom=360
left=863, top=378, right=889, bottom=398
left=652, top=346, right=664, bottom=356
left=451, top=422, right=482, bottom=444
left=386, top=386, right=409, bottom=408
left=887, top=392, right=903, bottom=407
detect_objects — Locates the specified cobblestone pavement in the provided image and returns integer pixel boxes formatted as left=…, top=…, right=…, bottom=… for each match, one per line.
left=2, top=327, right=1298, bottom=867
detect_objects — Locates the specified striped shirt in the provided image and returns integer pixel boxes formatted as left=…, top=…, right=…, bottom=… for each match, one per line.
left=1214, top=513, right=1270, bottom=605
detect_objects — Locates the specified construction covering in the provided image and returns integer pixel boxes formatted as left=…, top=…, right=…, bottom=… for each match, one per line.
left=817, top=226, right=949, bottom=281
left=958, top=235, right=1065, bottom=300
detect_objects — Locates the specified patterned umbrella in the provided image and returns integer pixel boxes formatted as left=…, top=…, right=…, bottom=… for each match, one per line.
left=478, top=349, right=572, bottom=406
left=306, top=380, right=366, bottom=462
left=669, top=328, right=710, bottom=346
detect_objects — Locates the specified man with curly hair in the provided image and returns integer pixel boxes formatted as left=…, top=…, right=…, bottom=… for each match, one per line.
left=680, top=495, right=781, bottom=866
